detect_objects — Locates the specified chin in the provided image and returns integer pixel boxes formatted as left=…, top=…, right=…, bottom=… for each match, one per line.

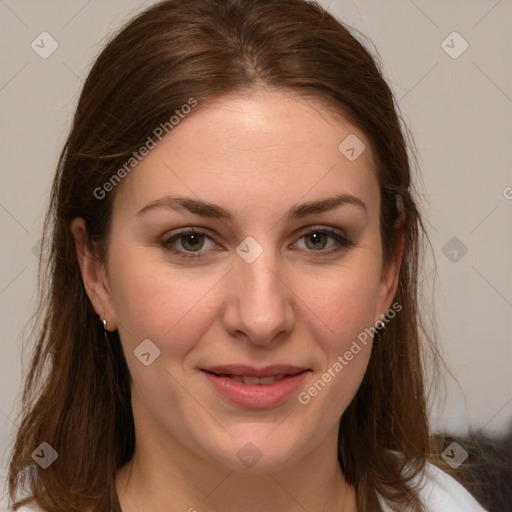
left=202, top=431, right=304, bottom=473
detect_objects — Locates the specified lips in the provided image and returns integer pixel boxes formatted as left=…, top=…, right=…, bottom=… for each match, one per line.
left=201, top=364, right=311, bottom=408
left=203, top=364, right=307, bottom=377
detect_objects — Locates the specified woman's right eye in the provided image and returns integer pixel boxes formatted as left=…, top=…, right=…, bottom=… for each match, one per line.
left=160, top=229, right=218, bottom=259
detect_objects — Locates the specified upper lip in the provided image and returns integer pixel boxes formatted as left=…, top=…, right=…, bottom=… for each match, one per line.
left=201, top=364, right=309, bottom=378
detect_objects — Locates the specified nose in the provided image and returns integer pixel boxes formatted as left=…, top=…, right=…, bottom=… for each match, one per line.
left=222, top=246, right=295, bottom=346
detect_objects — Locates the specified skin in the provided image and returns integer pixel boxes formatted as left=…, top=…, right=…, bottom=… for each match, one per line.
left=72, top=87, right=404, bottom=512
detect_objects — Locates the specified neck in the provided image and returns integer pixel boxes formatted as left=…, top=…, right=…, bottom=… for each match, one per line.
left=116, top=425, right=357, bottom=512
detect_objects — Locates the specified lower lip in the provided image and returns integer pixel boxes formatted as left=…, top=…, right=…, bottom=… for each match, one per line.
left=202, top=370, right=310, bottom=409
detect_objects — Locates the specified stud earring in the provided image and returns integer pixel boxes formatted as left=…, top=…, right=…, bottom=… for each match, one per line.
left=375, top=319, right=386, bottom=335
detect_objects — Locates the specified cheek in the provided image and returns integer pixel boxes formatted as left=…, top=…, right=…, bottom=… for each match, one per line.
left=297, top=273, right=380, bottom=409
left=293, top=268, right=380, bottom=437
left=293, top=260, right=382, bottom=344
left=107, top=247, right=222, bottom=355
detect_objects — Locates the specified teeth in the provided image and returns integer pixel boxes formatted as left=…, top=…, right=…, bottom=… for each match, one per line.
left=243, top=376, right=261, bottom=386
left=226, top=374, right=287, bottom=385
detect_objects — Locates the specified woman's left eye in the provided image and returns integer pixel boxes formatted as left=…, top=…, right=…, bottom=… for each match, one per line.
left=292, top=229, right=353, bottom=254
left=160, top=227, right=352, bottom=259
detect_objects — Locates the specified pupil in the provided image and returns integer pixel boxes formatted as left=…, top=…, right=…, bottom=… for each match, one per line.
left=308, top=232, right=326, bottom=249
left=183, top=233, right=203, bottom=251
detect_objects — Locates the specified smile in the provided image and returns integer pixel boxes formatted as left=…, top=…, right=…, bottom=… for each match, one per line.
left=221, top=374, right=287, bottom=385
left=201, top=365, right=311, bottom=409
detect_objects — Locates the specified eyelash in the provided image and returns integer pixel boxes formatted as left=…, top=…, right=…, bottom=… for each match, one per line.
left=160, top=227, right=353, bottom=260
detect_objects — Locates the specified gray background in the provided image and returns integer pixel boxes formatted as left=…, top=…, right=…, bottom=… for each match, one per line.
left=1, top=0, right=511, bottom=503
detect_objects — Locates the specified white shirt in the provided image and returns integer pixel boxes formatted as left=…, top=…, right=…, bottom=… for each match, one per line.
left=2, top=461, right=489, bottom=511
left=378, top=460, right=488, bottom=512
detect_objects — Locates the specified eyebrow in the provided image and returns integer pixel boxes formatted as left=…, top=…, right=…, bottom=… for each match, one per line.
left=136, top=193, right=367, bottom=221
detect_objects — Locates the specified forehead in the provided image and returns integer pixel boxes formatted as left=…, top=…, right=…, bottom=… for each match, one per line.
left=112, top=88, right=379, bottom=219
left=171, top=88, right=370, bottom=157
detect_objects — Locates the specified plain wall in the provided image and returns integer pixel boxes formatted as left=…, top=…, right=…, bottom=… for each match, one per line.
left=1, top=0, right=511, bottom=501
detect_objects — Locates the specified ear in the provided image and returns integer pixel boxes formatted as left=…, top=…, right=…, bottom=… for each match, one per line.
left=375, top=211, right=405, bottom=323
left=70, top=217, right=117, bottom=331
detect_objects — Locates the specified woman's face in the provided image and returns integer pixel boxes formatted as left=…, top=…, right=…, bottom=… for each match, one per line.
left=76, top=88, right=400, bottom=472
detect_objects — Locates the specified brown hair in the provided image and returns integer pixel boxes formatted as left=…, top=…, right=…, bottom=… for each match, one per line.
left=8, top=0, right=443, bottom=510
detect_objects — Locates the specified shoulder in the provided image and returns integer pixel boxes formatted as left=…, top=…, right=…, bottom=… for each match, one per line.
left=415, top=461, right=488, bottom=511
left=377, top=457, right=488, bottom=512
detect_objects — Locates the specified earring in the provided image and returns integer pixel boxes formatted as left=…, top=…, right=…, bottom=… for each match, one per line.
left=375, top=319, right=386, bottom=335
left=100, top=317, right=118, bottom=379
left=101, top=318, right=112, bottom=344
